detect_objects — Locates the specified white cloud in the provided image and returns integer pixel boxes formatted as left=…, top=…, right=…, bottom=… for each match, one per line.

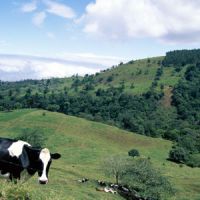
left=0, top=53, right=123, bottom=81
left=82, top=0, right=200, bottom=43
left=44, top=0, right=76, bottom=19
left=32, top=12, right=46, bottom=27
left=21, top=1, right=37, bottom=13
left=59, top=52, right=126, bottom=67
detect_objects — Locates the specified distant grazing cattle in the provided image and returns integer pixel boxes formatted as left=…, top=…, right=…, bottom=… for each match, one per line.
left=96, top=186, right=117, bottom=194
left=104, top=187, right=117, bottom=194
left=0, top=137, right=61, bottom=184
left=77, top=178, right=89, bottom=183
left=97, top=180, right=106, bottom=186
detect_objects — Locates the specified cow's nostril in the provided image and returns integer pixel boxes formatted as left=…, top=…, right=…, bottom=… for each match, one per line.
left=39, top=180, right=47, bottom=184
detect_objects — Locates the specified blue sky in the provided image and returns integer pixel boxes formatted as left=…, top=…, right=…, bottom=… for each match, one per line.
left=0, top=0, right=200, bottom=81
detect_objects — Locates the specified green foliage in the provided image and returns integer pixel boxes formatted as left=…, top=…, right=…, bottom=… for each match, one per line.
left=107, top=75, right=114, bottom=82
left=103, top=155, right=174, bottom=200
left=15, top=128, right=47, bottom=148
left=173, top=63, right=200, bottom=123
left=169, top=63, right=200, bottom=166
left=186, top=154, right=200, bottom=167
left=103, top=155, right=129, bottom=184
left=122, top=158, right=174, bottom=200
left=163, top=49, right=200, bottom=67
left=169, top=146, right=189, bottom=163
left=46, top=104, right=60, bottom=112
left=128, top=149, right=140, bottom=157
left=0, top=181, right=31, bottom=200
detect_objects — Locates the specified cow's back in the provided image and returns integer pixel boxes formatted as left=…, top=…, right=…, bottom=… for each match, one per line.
left=0, top=138, right=15, bottom=157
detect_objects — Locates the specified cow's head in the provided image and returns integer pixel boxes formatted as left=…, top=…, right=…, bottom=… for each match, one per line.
left=23, top=146, right=61, bottom=184
left=38, top=148, right=61, bottom=184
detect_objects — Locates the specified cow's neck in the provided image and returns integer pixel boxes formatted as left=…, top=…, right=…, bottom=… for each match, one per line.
left=24, top=146, right=41, bottom=174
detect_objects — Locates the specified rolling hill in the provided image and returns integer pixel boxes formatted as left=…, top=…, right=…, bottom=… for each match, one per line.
left=0, top=109, right=199, bottom=200
left=0, top=55, right=186, bottom=96
left=0, top=49, right=200, bottom=170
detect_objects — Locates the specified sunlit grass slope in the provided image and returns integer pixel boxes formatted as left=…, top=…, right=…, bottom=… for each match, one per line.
left=91, top=56, right=187, bottom=95
left=0, top=109, right=199, bottom=200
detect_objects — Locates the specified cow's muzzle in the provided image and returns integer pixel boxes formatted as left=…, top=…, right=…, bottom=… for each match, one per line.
left=39, top=180, right=48, bottom=184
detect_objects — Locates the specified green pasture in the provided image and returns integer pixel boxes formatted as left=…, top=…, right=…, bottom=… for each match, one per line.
left=0, top=109, right=199, bottom=199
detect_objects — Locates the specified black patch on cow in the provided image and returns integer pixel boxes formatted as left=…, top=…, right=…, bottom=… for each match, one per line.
left=19, top=145, right=30, bottom=168
left=51, top=153, right=61, bottom=159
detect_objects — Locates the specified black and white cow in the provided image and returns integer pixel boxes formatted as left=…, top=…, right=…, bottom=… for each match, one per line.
left=0, top=137, right=61, bottom=184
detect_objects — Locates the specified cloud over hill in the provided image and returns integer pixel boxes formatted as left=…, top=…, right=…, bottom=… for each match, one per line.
left=0, top=54, right=124, bottom=81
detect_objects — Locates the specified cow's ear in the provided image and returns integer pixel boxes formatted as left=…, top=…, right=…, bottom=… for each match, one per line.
left=20, top=145, right=30, bottom=168
left=51, top=153, right=61, bottom=160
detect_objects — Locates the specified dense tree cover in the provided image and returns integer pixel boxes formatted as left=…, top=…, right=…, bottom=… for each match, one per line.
left=169, top=63, right=200, bottom=167
left=163, top=49, right=200, bottom=67
left=0, top=84, right=166, bottom=136
left=173, top=63, right=200, bottom=123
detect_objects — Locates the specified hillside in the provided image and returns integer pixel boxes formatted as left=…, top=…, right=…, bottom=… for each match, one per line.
left=0, top=56, right=186, bottom=96
left=0, top=49, right=200, bottom=168
left=0, top=109, right=199, bottom=199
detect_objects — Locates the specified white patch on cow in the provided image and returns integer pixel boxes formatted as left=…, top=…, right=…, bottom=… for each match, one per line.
left=39, top=148, right=51, bottom=182
left=0, top=171, right=10, bottom=179
left=8, top=140, right=31, bottom=158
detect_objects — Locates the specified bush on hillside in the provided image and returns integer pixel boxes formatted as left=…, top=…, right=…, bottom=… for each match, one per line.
left=186, top=154, right=200, bottom=168
left=121, top=158, right=175, bottom=200
left=128, top=149, right=140, bottom=157
left=103, top=155, right=129, bottom=184
left=169, top=147, right=189, bottom=163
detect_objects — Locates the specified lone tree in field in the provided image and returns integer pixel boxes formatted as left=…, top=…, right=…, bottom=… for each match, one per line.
left=103, top=155, right=128, bottom=184
left=104, top=156, right=174, bottom=200
left=128, top=149, right=140, bottom=158
left=121, top=158, right=174, bottom=200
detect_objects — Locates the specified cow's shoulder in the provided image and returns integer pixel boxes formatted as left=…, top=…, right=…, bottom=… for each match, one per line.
left=8, top=140, right=31, bottom=158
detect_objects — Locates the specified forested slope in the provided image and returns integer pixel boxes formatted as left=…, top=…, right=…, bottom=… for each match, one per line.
left=0, top=49, right=200, bottom=167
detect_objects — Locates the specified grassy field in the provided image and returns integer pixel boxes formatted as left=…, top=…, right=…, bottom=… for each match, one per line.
left=0, top=109, right=199, bottom=200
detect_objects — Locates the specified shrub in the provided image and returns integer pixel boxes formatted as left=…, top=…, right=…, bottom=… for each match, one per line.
left=122, top=158, right=174, bottom=200
left=0, top=181, right=32, bottom=200
left=186, top=154, right=200, bottom=167
left=107, top=76, right=113, bottom=82
left=169, top=147, right=189, bottom=163
left=103, top=155, right=129, bottom=184
left=128, top=149, right=140, bottom=157
left=42, top=112, right=46, bottom=116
